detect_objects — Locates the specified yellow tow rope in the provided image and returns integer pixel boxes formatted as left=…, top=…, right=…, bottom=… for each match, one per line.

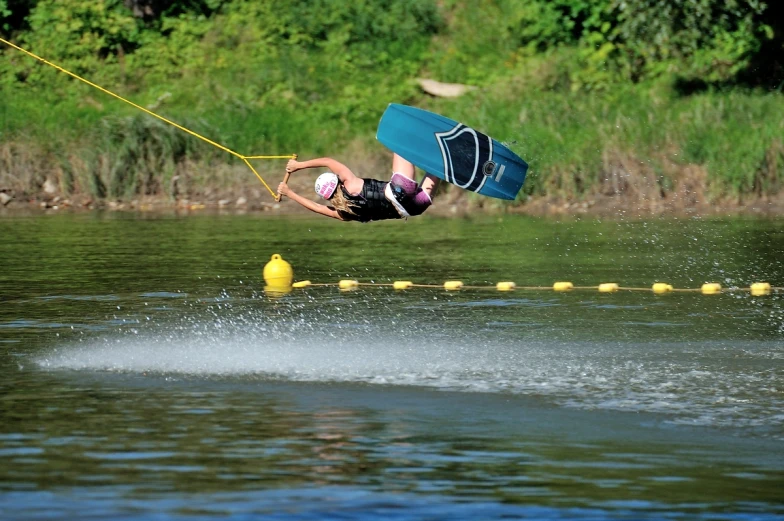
left=0, top=37, right=293, bottom=199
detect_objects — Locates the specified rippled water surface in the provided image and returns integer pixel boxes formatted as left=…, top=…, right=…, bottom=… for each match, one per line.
left=1, top=213, right=783, bottom=520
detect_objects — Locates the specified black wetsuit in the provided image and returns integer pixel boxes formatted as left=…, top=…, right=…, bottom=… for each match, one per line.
left=337, top=179, right=401, bottom=223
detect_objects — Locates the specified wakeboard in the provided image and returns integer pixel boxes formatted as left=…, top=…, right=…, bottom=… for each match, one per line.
left=376, top=104, right=528, bottom=200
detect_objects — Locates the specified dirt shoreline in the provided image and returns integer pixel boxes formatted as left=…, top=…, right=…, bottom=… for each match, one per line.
left=4, top=136, right=783, bottom=219
left=3, top=191, right=784, bottom=219
left=3, top=171, right=784, bottom=218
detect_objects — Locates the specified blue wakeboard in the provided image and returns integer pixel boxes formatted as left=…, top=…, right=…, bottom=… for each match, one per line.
left=376, top=104, right=528, bottom=200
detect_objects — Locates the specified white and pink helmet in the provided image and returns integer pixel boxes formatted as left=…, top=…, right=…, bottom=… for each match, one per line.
left=314, top=172, right=338, bottom=199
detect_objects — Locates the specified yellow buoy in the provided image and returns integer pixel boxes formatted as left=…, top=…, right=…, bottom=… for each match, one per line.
left=701, top=283, right=722, bottom=295
left=496, top=281, right=516, bottom=291
left=652, top=283, right=673, bottom=294
left=553, top=281, right=573, bottom=292
left=750, top=282, right=771, bottom=296
left=393, top=281, right=413, bottom=290
left=263, top=254, right=293, bottom=287
left=338, top=279, right=359, bottom=290
left=444, top=281, right=464, bottom=290
left=264, top=285, right=292, bottom=298
left=292, top=280, right=311, bottom=288
left=598, top=283, right=619, bottom=293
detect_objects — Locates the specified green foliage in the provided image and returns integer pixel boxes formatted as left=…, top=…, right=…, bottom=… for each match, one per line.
left=612, top=0, right=769, bottom=83
left=508, top=0, right=609, bottom=49
left=1, top=0, right=141, bottom=90
left=0, top=0, right=10, bottom=31
left=1, top=0, right=782, bottom=201
left=27, top=0, right=140, bottom=58
left=427, top=0, right=772, bottom=89
left=3, top=0, right=775, bottom=94
left=123, top=0, right=224, bottom=21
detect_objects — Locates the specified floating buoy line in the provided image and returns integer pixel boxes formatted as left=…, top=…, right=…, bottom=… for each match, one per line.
left=283, top=280, right=778, bottom=296
left=263, top=255, right=779, bottom=296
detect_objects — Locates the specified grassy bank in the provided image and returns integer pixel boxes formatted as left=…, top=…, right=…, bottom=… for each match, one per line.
left=2, top=83, right=782, bottom=207
left=1, top=0, right=782, bottom=212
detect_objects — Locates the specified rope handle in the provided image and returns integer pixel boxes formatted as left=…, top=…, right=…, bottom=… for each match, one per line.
left=275, top=154, right=297, bottom=202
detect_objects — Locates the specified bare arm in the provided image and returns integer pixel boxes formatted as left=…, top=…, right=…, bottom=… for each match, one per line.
left=278, top=182, right=344, bottom=221
left=287, top=157, right=357, bottom=185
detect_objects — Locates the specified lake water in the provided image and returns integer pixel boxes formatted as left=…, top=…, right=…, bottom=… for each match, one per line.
left=1, top=212, right=783, bottom=520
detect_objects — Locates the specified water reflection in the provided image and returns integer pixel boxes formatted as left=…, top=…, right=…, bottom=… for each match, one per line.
left=1, top=214, right=784, bottom=519
left=2, top=373, right=782, bottom=516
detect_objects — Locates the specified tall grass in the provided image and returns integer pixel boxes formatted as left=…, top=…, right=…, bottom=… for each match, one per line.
left=431, top=84, right=784, bottom=200
left=2, top=0, right=781, bottom=205
left=2, top=78, right=782, bottom=203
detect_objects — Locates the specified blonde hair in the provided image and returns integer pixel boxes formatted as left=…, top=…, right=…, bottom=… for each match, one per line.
left=328, top=182, right=358, bottom=216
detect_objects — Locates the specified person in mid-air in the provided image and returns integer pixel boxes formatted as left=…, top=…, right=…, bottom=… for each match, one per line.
left=276, top=154, right=439, bottom=222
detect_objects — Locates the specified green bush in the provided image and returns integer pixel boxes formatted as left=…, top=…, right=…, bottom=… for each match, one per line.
left=0, top=0, right=10, bottom=31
